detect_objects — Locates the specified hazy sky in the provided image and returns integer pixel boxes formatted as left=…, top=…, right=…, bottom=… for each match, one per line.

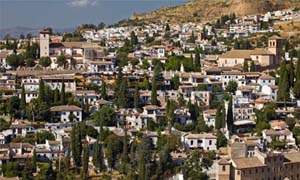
left=0, top=0, right=189, bottom=29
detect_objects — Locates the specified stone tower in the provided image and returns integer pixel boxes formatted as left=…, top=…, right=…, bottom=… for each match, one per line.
left=39, top=29, right=50, bottom=58
left=267, top=35, right=282, bottom=65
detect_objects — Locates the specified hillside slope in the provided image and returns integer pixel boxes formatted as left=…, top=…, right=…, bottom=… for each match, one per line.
left=130, top=0, right=300, bottom=24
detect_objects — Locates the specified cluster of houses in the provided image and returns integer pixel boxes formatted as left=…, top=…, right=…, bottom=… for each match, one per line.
left=0, top=8, right=300, bottom=179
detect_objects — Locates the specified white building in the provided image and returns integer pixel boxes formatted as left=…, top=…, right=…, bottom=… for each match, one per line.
left=203, top=109, right=217, bottom=128
left=50, top=105, right=82, bottom=122
left=182, top=133, right=217, bottom=150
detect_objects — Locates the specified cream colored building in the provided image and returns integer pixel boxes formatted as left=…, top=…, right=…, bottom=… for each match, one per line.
left=218, top=36, right=282, bottom=67
left=216, top=151, right=300, bottom=180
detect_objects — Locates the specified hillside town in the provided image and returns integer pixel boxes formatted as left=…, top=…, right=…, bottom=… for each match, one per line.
left=0, top=6, right=300, bottom=180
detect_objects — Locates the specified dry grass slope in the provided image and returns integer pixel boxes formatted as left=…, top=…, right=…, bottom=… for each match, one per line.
left=130, top=0, right=300, bottom=24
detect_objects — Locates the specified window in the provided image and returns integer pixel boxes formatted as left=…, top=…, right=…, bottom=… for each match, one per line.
left=209, top=140, right=212, bottom=145
left=222, top=166, right=226, bottom=171
left=190, top=140, right=193, bottom=145
left=237, top=170, right=240, bottom=175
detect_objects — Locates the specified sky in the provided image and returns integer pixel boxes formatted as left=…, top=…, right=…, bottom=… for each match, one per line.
left=0, top=0, right=189, bottom=29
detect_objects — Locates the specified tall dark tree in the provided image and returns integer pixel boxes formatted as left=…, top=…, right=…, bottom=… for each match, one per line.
left=294, top=52, right=300, bottom=98
left=134, top=85, right=140, bottom=110
left=53, top=88, right=59, bottom=104
left=101, top=81, right=107, bottom=100
left=92, top=139, right=104, bottom=171
left=151, top=75, right=158, bottom=105
left=243, top=61, right=249, bottom=72
left=194, top=49, right=201, bottom=71
left=278, top=59, right=290, bottom=102
left=120, top=132, right=129, bottom=173
left=20, top=84, right=26, bottom=111
left=81, top=142, right=89, bottom=180
left=38, top=79, right=45, bottom=103
left=250, top=61, right=256, bottom=72
left=137, top=138, right=153, bottom=180
left=116, top=79, right=129, bottom=108
left=165, top=23, right=170, bottom=31
left=60, top=79, right=66, bottom=104
left=71, top=125, right=82, bottom=168
left=32, top=149, right=37, bottom=172
left=215, top=105, right=223, bottom=130
left=130, top=31, right=138, bottom=46
left=226, top=97, right=234, bottom=133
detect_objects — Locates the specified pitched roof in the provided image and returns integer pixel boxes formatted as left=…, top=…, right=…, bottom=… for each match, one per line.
left=50, top=105, right=82, bottom=111
left=219, top=50, right=252, bottom=59
left=284, top=152, right=300, bottom=163
left=259, top=74, right=275, bottom=80
left=218, top=158, right=231, bottom=165
left=250, top=48, right=273, bottom=55
left=233, top=157, right=266, bottom=169
left=185, top=133, right=216, bottom=139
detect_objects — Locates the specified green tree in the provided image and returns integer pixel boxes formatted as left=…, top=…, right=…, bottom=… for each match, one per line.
left=151, top=75, right=158, bottom=105
left=250, top=61, right=256, bottom=72
left=32, top=149, right=37, bottom=172
left=6, top=54, right=24, bottom=69
left=194, top=49, right=201, bottom=71
left=53, top=88, right=60, bottom=104
left=93, top=139, right=104, bottom=171
left=38, top=79, right=46, bottom=103
left=293, top=52, right=300, bottom=98
left=225, top=80, right=238, bottom=94
left=20, top=84, right=26, bottom=111
left=226, top=97, right=234, bottom=133
left=25, top=58, right=36, bottom=67
left=81, top=142, right=89, bottom=180
left=57, top=55, right=67, bottom=68
left=101, top=81, right=108, bottom=100
left=216, top=131, right=227, bottom=148
left=93, top=105, right=116, bottom=127
left=71, top=124, right=82, bottom=168
left=243, top=61, right=249, bottom=72
left=277, top=59, right=290, bottom=102
left=130, top=31, right=138, bottom=46
left=120, top=132, right=129, bottom=173
left=170, top=75, right=180, bottom=90
left=39, top=57, right=51, bottom=68
left=134, top=85, right=140, bottom=110
left=60, top=79, right=66, bottom=104
left=117, top=79, right=129, bottom=108
left=215, top=105, right=223, bottom=130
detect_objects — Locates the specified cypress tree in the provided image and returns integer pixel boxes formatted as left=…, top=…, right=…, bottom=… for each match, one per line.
left=250, top=61, right=256, bottom=72
left=53, top=88, right=59, bottom=104
left=81, top=142, right=89, bottom=180
left=287, top=59, right=295, bottom=88
left=20, top=84, right=26, bottom=110
left=243, top=61, right=249, bottom=72
left=32, top=149, right=37, bottom=172
left=60, top=79, right=66, bottom=105
left=134, top=85, right=140, bottom=110
left=215, top=105, right=222, bottom=130
left=71, top=125, right=82, bottom=168
left=293, top=52, right=300, bottom=98
left=194, top=49, right=201, bottom=71
left=38, top=79, right=45, bottom=103
left=226, top=97, right=234, bottom=133
left=92, top=139, right=103, bottom=171
left=117, top=79, right=129, bottom=108
left=151, top=76, right=158, bottom=105
left=120, top=131, right=129, bottom=173
left=101, top=81, right=107, bottom=100
left=278, top=59, right=290, bottom=102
